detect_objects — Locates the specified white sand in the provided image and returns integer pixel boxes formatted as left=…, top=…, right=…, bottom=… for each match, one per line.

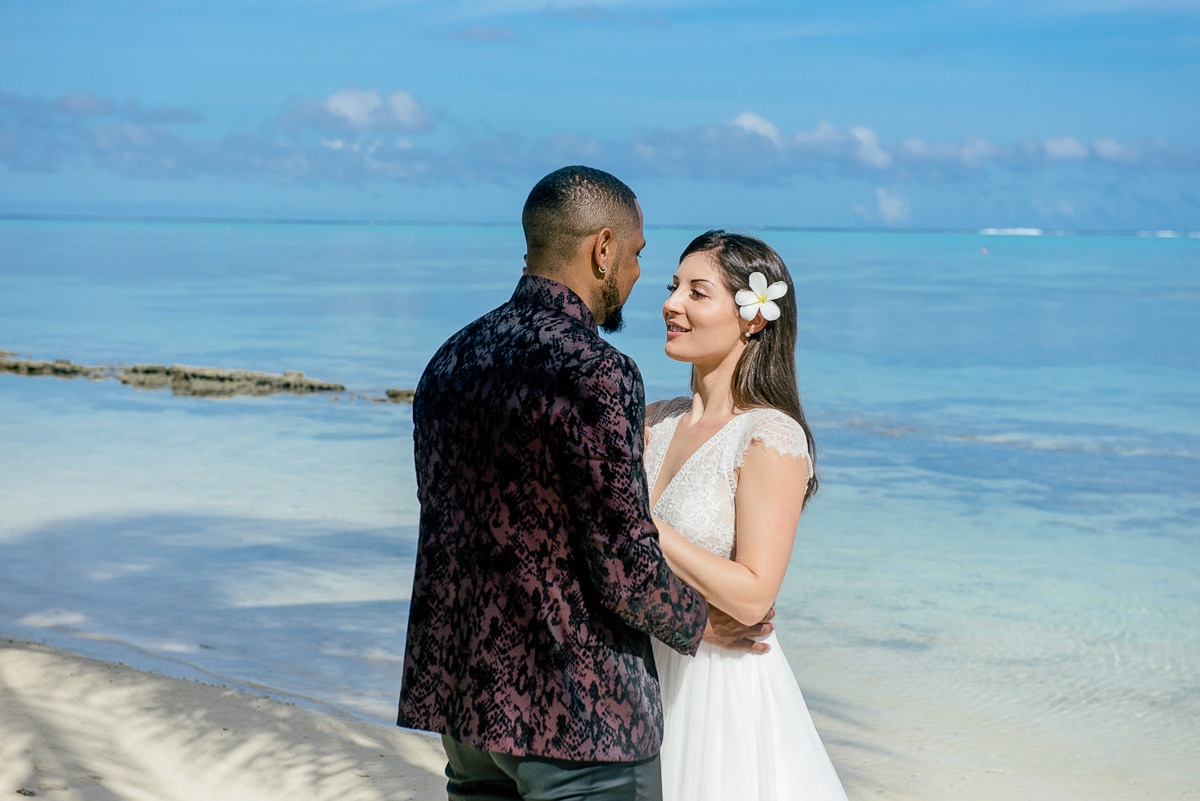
left=6, top=637, right=1192, bottom=801
left=0, top=638, right=446, bottom=801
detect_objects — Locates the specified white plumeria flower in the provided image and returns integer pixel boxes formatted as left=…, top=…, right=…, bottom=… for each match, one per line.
left=735, top=271, right=788, bottom=322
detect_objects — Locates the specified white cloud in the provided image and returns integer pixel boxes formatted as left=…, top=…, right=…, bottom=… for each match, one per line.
left=5, top=88, right=1200, bottom=206
left=325, top=88, right=380, bottom=128
left=386, top=92, right=428, bottom=129
left=1092, top=137, right=1143, bottom=164
left=850, top=126, right=892, bottom=168
left=57, top=92, right=114, bottom=116
left=900, top=136, right=996, bottom=166
left=793, top=121, right=846, bottom=152
left=278, top=88, right=431, bottom=134
left=1044, top=136, right=1088, bottom=160
left=324, top=88, right=429, bottom=131
left=731, top=111, right=783, bottom=148
left=876, top=187, right=910, bottom=224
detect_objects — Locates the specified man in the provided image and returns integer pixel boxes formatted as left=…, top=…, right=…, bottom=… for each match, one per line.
left=397, top=165, right=766, bottom=801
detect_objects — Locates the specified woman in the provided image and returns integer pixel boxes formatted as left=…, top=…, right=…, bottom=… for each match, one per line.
left=647, top=230, right=848, bottom=800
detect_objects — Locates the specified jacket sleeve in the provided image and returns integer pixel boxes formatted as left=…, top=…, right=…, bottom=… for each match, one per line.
left=556, top=351, right=707, bottom=655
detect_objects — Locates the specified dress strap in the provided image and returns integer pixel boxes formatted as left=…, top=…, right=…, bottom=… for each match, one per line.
left=733, top=408, right=813, bottom=481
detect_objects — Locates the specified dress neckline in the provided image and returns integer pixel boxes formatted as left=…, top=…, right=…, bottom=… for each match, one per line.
left=649, top=409, right=749, bottom=512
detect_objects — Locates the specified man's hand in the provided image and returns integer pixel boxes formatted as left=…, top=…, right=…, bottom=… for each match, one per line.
left=703, top=605, right=774, bottom=653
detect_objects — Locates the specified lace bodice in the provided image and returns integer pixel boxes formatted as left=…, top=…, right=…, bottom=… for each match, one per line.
left=645, top=397, right=812, bottom=559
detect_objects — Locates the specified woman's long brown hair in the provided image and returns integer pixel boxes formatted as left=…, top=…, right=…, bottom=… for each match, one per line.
left=680, top=230, right=818, bottom=502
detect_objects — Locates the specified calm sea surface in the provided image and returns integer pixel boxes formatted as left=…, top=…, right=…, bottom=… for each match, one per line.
left=1, top=219, right=1197, bottom=798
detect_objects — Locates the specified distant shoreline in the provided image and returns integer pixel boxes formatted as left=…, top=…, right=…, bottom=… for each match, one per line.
left=3, top=212, right=1197, bottom=239
left=0, top=350, right=415, bottom=403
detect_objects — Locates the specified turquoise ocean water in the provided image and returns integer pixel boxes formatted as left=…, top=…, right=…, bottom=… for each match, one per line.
left=1, top=219, right=1197, bottom=798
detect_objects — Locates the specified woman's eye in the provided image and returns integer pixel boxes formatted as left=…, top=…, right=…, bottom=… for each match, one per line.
left=666, top=283, right=706, bottom=299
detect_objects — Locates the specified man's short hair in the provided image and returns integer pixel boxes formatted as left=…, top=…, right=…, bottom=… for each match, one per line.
left=522, top=166, right=639, bottom=262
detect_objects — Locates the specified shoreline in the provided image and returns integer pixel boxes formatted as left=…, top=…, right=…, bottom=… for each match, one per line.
left=0, top=350, right=416, bottom=402
left=1, top=638, right=446, bottom=801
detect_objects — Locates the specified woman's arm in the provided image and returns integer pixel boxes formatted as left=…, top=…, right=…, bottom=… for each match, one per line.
left=655, top=440, right=809, bottom=626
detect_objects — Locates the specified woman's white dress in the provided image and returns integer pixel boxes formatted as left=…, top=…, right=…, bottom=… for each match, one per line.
left=646, top=398, right=848, bottom=801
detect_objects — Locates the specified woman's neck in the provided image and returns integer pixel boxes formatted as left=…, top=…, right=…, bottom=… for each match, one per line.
left=688, top=356, right=741, bottom=425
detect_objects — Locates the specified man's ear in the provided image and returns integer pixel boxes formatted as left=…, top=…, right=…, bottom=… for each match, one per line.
left=591, top=227, right=614, bottom=276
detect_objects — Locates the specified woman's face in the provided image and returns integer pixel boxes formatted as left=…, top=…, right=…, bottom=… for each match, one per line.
left=662, top=251, right=747, bottom=368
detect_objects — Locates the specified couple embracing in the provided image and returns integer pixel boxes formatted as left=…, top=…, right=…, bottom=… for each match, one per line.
left=397, top=166, right=848, bottom=801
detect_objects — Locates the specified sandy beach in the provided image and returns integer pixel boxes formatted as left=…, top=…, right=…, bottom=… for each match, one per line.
left=0, top=638, right=446, bottom=801
left=6, top=633, right=1198, bottom=801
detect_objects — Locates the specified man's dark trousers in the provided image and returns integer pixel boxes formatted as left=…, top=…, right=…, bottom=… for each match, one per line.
left=442, top=735, right=663, bottom=801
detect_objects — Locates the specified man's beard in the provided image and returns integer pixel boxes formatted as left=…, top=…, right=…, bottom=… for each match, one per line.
left=597, top=274, right=625, bottom=334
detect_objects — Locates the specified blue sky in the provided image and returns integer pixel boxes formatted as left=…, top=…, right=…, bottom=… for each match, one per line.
left=1, top=0, right=1197, bottom=230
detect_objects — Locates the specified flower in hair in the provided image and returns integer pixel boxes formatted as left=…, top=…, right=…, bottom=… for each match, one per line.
left=735, top=272, right=788, bottom=321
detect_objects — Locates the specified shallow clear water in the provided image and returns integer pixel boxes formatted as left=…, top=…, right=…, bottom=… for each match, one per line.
left=1, top=219, right=1197, bottom=797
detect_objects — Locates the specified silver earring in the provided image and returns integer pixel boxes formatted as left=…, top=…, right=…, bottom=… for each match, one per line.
left=599, top=263, right=608, bottom=274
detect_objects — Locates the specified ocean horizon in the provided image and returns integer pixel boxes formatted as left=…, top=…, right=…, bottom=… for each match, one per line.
left=5, top=211, right=1200, bottom=239
left=1, top=217, right=1197, bottom=799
